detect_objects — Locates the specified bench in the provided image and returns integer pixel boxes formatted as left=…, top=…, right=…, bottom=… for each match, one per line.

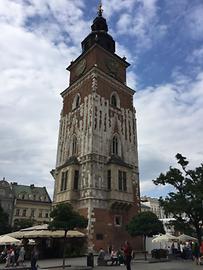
left=97, top=256, right=119, bottom=266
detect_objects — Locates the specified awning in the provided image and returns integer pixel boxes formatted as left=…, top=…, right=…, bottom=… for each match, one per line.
left=0, top=235, right=21, bottom=245
left=7, top=230, right=85, bottom=239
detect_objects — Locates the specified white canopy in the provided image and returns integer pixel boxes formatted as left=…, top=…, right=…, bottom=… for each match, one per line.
left=178, top=234, right=197, bottom=242
left=0, top=235, right=21, bottom=245
left=152, top=233, right=178, bottom=243
left=7, top=229, right=85, bottom=239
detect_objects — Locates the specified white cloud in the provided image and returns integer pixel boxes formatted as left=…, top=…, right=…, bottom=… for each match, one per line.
left=114, top=0, right=167, bottom=50
left=135, top=70, right=203, bottom=194
left=186, top=46, right=203, bottom=64
left=0, top=0, right=88, bottom=197
left=185, top=4, right=203, bottom=40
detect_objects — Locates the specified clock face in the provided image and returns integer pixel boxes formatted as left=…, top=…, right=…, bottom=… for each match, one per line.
left=75, top=59, right=86, bottom=76
left=106, top=59, right=119, bottom=74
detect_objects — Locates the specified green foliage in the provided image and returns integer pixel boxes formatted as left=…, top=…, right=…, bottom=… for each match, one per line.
left=127, top=211, right=165, bottom=237
left=153, top=153, right=203, bottom=244
left=48, top=203, right=88, bottom=268
left=0, top=205, right=11, bottom=235
left=13, top=218, right=34, bottom=231
left=49, top=203, right=88, bottom=232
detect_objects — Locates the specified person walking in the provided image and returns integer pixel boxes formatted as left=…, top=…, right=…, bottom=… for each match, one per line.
left=123, top=241, right=132, bottom=270
left=193, top=242, right=200, bottom=265
left=31, top=246, right=39, bottom=270
left=17, top=246, right=25, bottom=266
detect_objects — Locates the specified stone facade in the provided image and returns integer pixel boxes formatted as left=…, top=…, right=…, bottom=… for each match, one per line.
left=141, top=196, right=167, bottom=219
left=11, top=183, right=52, bottom=226
left=0, top=178, right=15, bottom=225
left=52, top=9, right=141, bottom=252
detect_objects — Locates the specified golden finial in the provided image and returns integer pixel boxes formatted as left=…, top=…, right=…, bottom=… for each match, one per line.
left=98, top=1, right=103, bottom=16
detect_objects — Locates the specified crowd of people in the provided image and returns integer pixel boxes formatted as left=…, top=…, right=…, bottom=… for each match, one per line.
left=0, top=245, right=25, bottom=267
left=168, top=241, right=202, bottom=265
left=97, top=241, right=133, bottom=270
left=0, top=244, right=39, bottom=270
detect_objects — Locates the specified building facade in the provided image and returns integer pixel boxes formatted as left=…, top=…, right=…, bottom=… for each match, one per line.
left=12, top=183, right=52, bottom=226
left=141, top=196, right=175, bottom=234
left=0, top=178, right=15, bottom=225
left=52, top=7, right=140, bottom=251
left=141, top=196, right=167, bottom=219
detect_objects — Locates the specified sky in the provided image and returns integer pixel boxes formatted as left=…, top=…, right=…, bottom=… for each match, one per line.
left=0, top=0, right=203, bottom=199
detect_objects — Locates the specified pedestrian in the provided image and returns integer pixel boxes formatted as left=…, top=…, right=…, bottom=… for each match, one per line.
left=10, top=246, right=15, bottom=266
left=17, top=245, right=25, bottom=266
left=5, top=246, right=12, bottom=267
left=31, top=246, right=39, bottom=270
left=110, top=248, right=118, bottom=265
left=97, top=247, right=106, bottom=266
left=193, top=242, right=200, bottom=265
left=123, top=241, right=132, bottom=270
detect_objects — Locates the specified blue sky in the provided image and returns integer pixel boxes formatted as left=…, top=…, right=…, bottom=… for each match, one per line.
left=0, top=0, right=203, bottom=198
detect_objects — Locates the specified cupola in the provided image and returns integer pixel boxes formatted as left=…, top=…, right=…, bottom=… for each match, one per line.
left=81, top=3, right=115, bottom=54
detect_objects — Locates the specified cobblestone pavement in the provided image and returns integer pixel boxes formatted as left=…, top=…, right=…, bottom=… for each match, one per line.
left=0, top=257, right=201, bottom=270
left=38, top=257, right=201, bottom=270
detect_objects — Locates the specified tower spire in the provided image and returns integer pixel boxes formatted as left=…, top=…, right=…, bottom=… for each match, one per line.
left=97, top=1, right=103, bottom=17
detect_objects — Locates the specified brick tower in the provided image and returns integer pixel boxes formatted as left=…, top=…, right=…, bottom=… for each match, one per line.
left=52, top=5, right=141, bottom=252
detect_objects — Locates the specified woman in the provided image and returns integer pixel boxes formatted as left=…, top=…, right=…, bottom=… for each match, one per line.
left=17, top=246, right=25, bottom=266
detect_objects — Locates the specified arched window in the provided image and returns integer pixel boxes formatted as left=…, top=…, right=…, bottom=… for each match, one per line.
left=111, top=94, right=117, bottom=107
left=72, top=94, right=81, bottom=110
left=72, top=136, right=77, bottom=155
left=76, top=95, right=80, bottom=108
left=110, top=92, right=120, bottom=108
left=112, top=135, right=118, bottom=155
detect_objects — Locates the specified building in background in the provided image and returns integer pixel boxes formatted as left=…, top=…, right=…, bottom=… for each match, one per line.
left=0, top=178, right=52, bottom=228
left=0, top=178, right=15, bottom=225
left=141, top=196, right=166, bottom=219
left=141, top=196, right=174, bottom=234
left=12, top=183, right=52, bottom=226
left=52, top=5, right=140, bottom=252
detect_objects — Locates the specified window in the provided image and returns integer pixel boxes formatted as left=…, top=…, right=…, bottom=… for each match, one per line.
left=118, top=171, right=127, bottom=191
left=33, top=194, right=36, bottom=200
left=76, top=95, right=80, bottom=108
left=107, top=170, right=111, bottom=190
left=60, top=171, right=68, bottom=191
left=73, top=94, right=81, bottom=110
left=45, top=212, right=49, bottom=218
left=96, top=233, right=103, bottom=240
left=39, top=211, right=42, bottom=218
left=112, top=136, right=118, bottom=155
left=111, top=94, right=117, bottom=107
left=72, top=136, right=77, bottom=155
left=16, top=209, right=20, bottom=216
left=22, top=209, right=27, bottom=217
left=31, top=209, right=35, bottom=218
left=22, top=194, right=25, bottom=200
left=110, top=92, right=120, bottom=108
left=114, top=215, right=122, bottom=226
left=74, top=170, right=79, bottom=190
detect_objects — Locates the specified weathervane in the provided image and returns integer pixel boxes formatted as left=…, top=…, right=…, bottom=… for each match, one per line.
left=98, top=1, right=103, bottom=16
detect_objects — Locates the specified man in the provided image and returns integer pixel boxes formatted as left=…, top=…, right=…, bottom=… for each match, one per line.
left=123, top=241, right=132, bottom=270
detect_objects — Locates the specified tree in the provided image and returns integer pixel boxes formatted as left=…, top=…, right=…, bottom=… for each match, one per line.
left=126, top=211, right=165, bottom=260
left=13, top=218, right=34, bottom=231
left=0, top=205, right=11, bottom=235
left=153, top=153, right=203, bottom=245
left=48, top=203, right=88, bottom=268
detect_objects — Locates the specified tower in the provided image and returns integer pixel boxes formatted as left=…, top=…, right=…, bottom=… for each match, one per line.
left=52, top=5, right=141, bottom=251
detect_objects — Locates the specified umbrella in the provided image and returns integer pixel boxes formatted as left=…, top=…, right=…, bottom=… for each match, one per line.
left=0, top=235, right=21, bottom=245
left=152, top=233, right=178, bottom=243
left=178, top=234, right=197, bottom=242
left=21, top=229, right=85, bottom=238
left=7, top=229, right=85, bottom=239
